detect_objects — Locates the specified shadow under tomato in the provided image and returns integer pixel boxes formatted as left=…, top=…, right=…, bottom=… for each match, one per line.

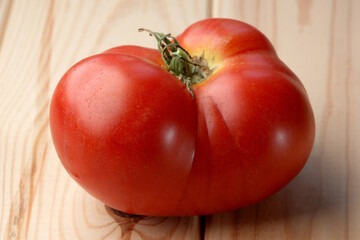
left=105, top=205, right=146, bottom=238
left=105, top=205, right=200, bottom=239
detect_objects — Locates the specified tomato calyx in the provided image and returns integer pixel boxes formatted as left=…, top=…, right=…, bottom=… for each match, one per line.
left=139, top=28, right=213, bottom=95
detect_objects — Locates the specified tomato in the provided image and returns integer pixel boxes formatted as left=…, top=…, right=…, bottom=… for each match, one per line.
left=50, top=18, right=315, bottom=216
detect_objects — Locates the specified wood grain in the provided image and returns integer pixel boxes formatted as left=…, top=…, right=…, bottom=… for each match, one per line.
left=0, top=0, right=359, bottom=239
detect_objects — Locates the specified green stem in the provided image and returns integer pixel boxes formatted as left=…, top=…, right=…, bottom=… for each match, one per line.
left=139, top=28, right=213, bottom=96
left=139, top=28, right=193, bottom=76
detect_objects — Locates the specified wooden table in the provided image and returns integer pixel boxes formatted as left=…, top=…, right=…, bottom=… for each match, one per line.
left=1, top=0, right=359, bottom=239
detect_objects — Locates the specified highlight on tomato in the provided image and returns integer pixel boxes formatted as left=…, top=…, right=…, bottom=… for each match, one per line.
left=50, top=18, right=315, bottom=216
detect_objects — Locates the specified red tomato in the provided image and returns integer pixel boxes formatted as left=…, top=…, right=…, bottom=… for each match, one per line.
left=50, top=18, right=315, bottom=216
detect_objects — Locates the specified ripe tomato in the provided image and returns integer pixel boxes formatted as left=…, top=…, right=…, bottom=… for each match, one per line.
left=50, top=18, right=315, bottom=216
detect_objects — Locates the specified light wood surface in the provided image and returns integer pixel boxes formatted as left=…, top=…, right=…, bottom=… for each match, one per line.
left=1, top=0, right=359, bottom=239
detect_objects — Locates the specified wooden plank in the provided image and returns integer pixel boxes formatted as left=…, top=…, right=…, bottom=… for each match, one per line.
left=1, top=0, right=360, bottom=239
left=208, top=0, right=360, bottom=239
left=0, top=0, right=209, bottom=239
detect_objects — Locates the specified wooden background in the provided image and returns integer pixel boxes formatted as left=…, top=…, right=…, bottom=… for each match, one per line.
left=0, top=0, right=359, bottom=239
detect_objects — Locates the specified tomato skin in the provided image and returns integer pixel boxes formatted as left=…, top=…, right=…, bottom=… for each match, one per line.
left=50, top=18, right=315, bottom=216
left=50, top=52, right=197, bottom=215
left=173, top=19, right=315, bottom=215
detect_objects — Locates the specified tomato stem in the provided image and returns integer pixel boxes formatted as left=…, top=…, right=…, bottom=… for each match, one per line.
left=139, top=28, right=213, bottom=96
